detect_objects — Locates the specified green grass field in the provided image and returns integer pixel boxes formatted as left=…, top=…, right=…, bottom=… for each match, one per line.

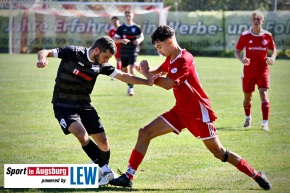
left=0, top=54, right=289, bottom=193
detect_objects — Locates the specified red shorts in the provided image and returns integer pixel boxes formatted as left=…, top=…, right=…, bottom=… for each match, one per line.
left=160, top=106, right=217, bottom=140
left=242, top=74, right=269, bottom=93
left=115, top=44, right=121, bottom=59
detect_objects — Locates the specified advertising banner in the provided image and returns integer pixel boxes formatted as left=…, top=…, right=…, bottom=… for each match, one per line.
left=225, top=11, right=290, bottom=51
left=4, top=164, right=100, bottom=188
left=0, top=10, right=289, bottom=55
left=167, top=11, right=225, bottom=51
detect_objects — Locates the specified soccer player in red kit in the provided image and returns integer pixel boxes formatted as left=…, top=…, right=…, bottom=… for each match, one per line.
left=108, top=16, right=122, bottom=71
left=110, top=25, right=272, bottom=190
left=235, top=10, right=277, bottom=131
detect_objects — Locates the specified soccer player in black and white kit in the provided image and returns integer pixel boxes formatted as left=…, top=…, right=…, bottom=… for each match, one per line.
left=114, top=10, right=144, bottom=96
left=36, top=36, right=160, bottom=186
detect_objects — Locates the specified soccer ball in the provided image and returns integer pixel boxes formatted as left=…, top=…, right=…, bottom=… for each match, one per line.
left=97, top=165, right=103, bottom=181
left=89, top=162, right=103, bottom=181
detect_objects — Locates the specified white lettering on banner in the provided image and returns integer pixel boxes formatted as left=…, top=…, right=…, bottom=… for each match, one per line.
left=265, top=20, right=290, bottom=35
left=168, top=21, right=223, bottom=35
left=227, top=24, right=249, bottom=35
left=54, top=19, right=110, bottom=33
left=1, top=11, right=290, bottom=53
left=4, top=164, right=99, bottom=188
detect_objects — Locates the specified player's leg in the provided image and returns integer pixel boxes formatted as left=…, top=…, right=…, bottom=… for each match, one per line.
left=259, top=88, right=270, bottom=131
left=243, top=92, right=253, bottom=127
left=127, top=55, right=137, bottom=96
left=79, top=106, right=109, bottom=166
left=257, top=74, right=270, bottom=131
left=110, top=116, right=174, bottom=187
left=116, top=45, right=122, bottom=70
left=242, top=77, right=255, bottom=127
left=53, top=106, right=99, bottom=160
left=120, top=56, right=132, bottom=95
left=203, top=136, right=272, bottom=190
left=79, top=106, right=115, bottom=185
left=90, top=133, right=110, bottom=164
left=116, top=58, right=122, bottom=70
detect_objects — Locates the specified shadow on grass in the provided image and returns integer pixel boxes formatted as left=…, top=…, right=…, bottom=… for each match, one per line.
left=216, top=127, right=251, bottom=131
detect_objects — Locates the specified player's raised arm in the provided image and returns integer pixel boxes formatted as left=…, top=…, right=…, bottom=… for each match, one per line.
left=37, top=49, right=54, bottom=68
left=114, top=71, right=161, bottom=86
left=135, top=60, right=174, bottom=90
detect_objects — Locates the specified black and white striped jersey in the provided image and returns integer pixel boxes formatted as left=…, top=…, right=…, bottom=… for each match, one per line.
left=51, top=45, right=118, bottom=108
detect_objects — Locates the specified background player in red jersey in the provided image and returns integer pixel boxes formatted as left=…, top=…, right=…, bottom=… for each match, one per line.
left=235, top=10, right=277, bottom=131
left=110, top=25, right=272, bottom=190
left=108, top=16, right=122, bottom=72
left=114, top=10, right=144, bottom=96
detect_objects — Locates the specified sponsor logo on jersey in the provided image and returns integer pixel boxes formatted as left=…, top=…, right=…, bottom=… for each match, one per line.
left=78, top=61, right=84, bottom=66
left=262, top=39, right=267, bottom=45
left=171, top=68, right=178, bottom=73
left=249, top=40, right=253, bottom=43
left=73, top=69, right=93, bottom=81
left=91, top=65, right=100, bottom=72
left=249, top=47, right=266, bottom=51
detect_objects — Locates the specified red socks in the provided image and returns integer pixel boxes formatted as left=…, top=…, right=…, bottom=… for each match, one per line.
left=243, top=103, right=251, bottom=116
left=126, top=150, right=144, bottom=180
left=244, top=101, right=270, bottom=121
left=261, top=101, right=270, bottom=120
left=236, top=159, right=261, bottom=179
left=117, top=61, right=122, bottom=70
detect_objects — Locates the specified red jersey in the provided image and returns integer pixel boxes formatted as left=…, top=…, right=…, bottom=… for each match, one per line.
left=161, top=50, right=217, bottom=122
left=108, top=27, right=121, bottom=58
left=236, top=29, right=275, bottom=77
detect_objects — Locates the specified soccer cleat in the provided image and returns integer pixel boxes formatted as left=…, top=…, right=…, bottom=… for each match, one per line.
left=255, top=172, right=272, bottom=190
left=262, top=125, right=270, bottom=131
left=99, top=171, right=115, bottom=186
left=128, top=88, right=134, bottom=96
left=244, top=118, right=251, bottom=128
left=110, top=174, right=133, bottom=187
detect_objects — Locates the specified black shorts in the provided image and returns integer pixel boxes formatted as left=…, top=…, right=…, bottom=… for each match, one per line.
left=53, top=105, right=105, bottom=135
left=121, top=54, right=137, bottom=67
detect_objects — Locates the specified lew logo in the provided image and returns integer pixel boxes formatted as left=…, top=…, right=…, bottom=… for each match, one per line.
left=4, top=164, right=100, bottom=188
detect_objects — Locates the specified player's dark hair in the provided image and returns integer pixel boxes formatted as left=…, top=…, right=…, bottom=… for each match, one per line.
left=111, top=16, right=119, bottom=20
left=92, top=36, right=116, bottom=55
left=151, top=25, right=175, bottom=44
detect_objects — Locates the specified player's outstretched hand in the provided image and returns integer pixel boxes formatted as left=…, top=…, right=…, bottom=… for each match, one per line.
left=139, top=60, right=150, bottom=74
left=147, top=72, right=162, bottom=86
left=37, top=60, right=48, bottom=68
left=266, top=57, right=275, bottom=66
